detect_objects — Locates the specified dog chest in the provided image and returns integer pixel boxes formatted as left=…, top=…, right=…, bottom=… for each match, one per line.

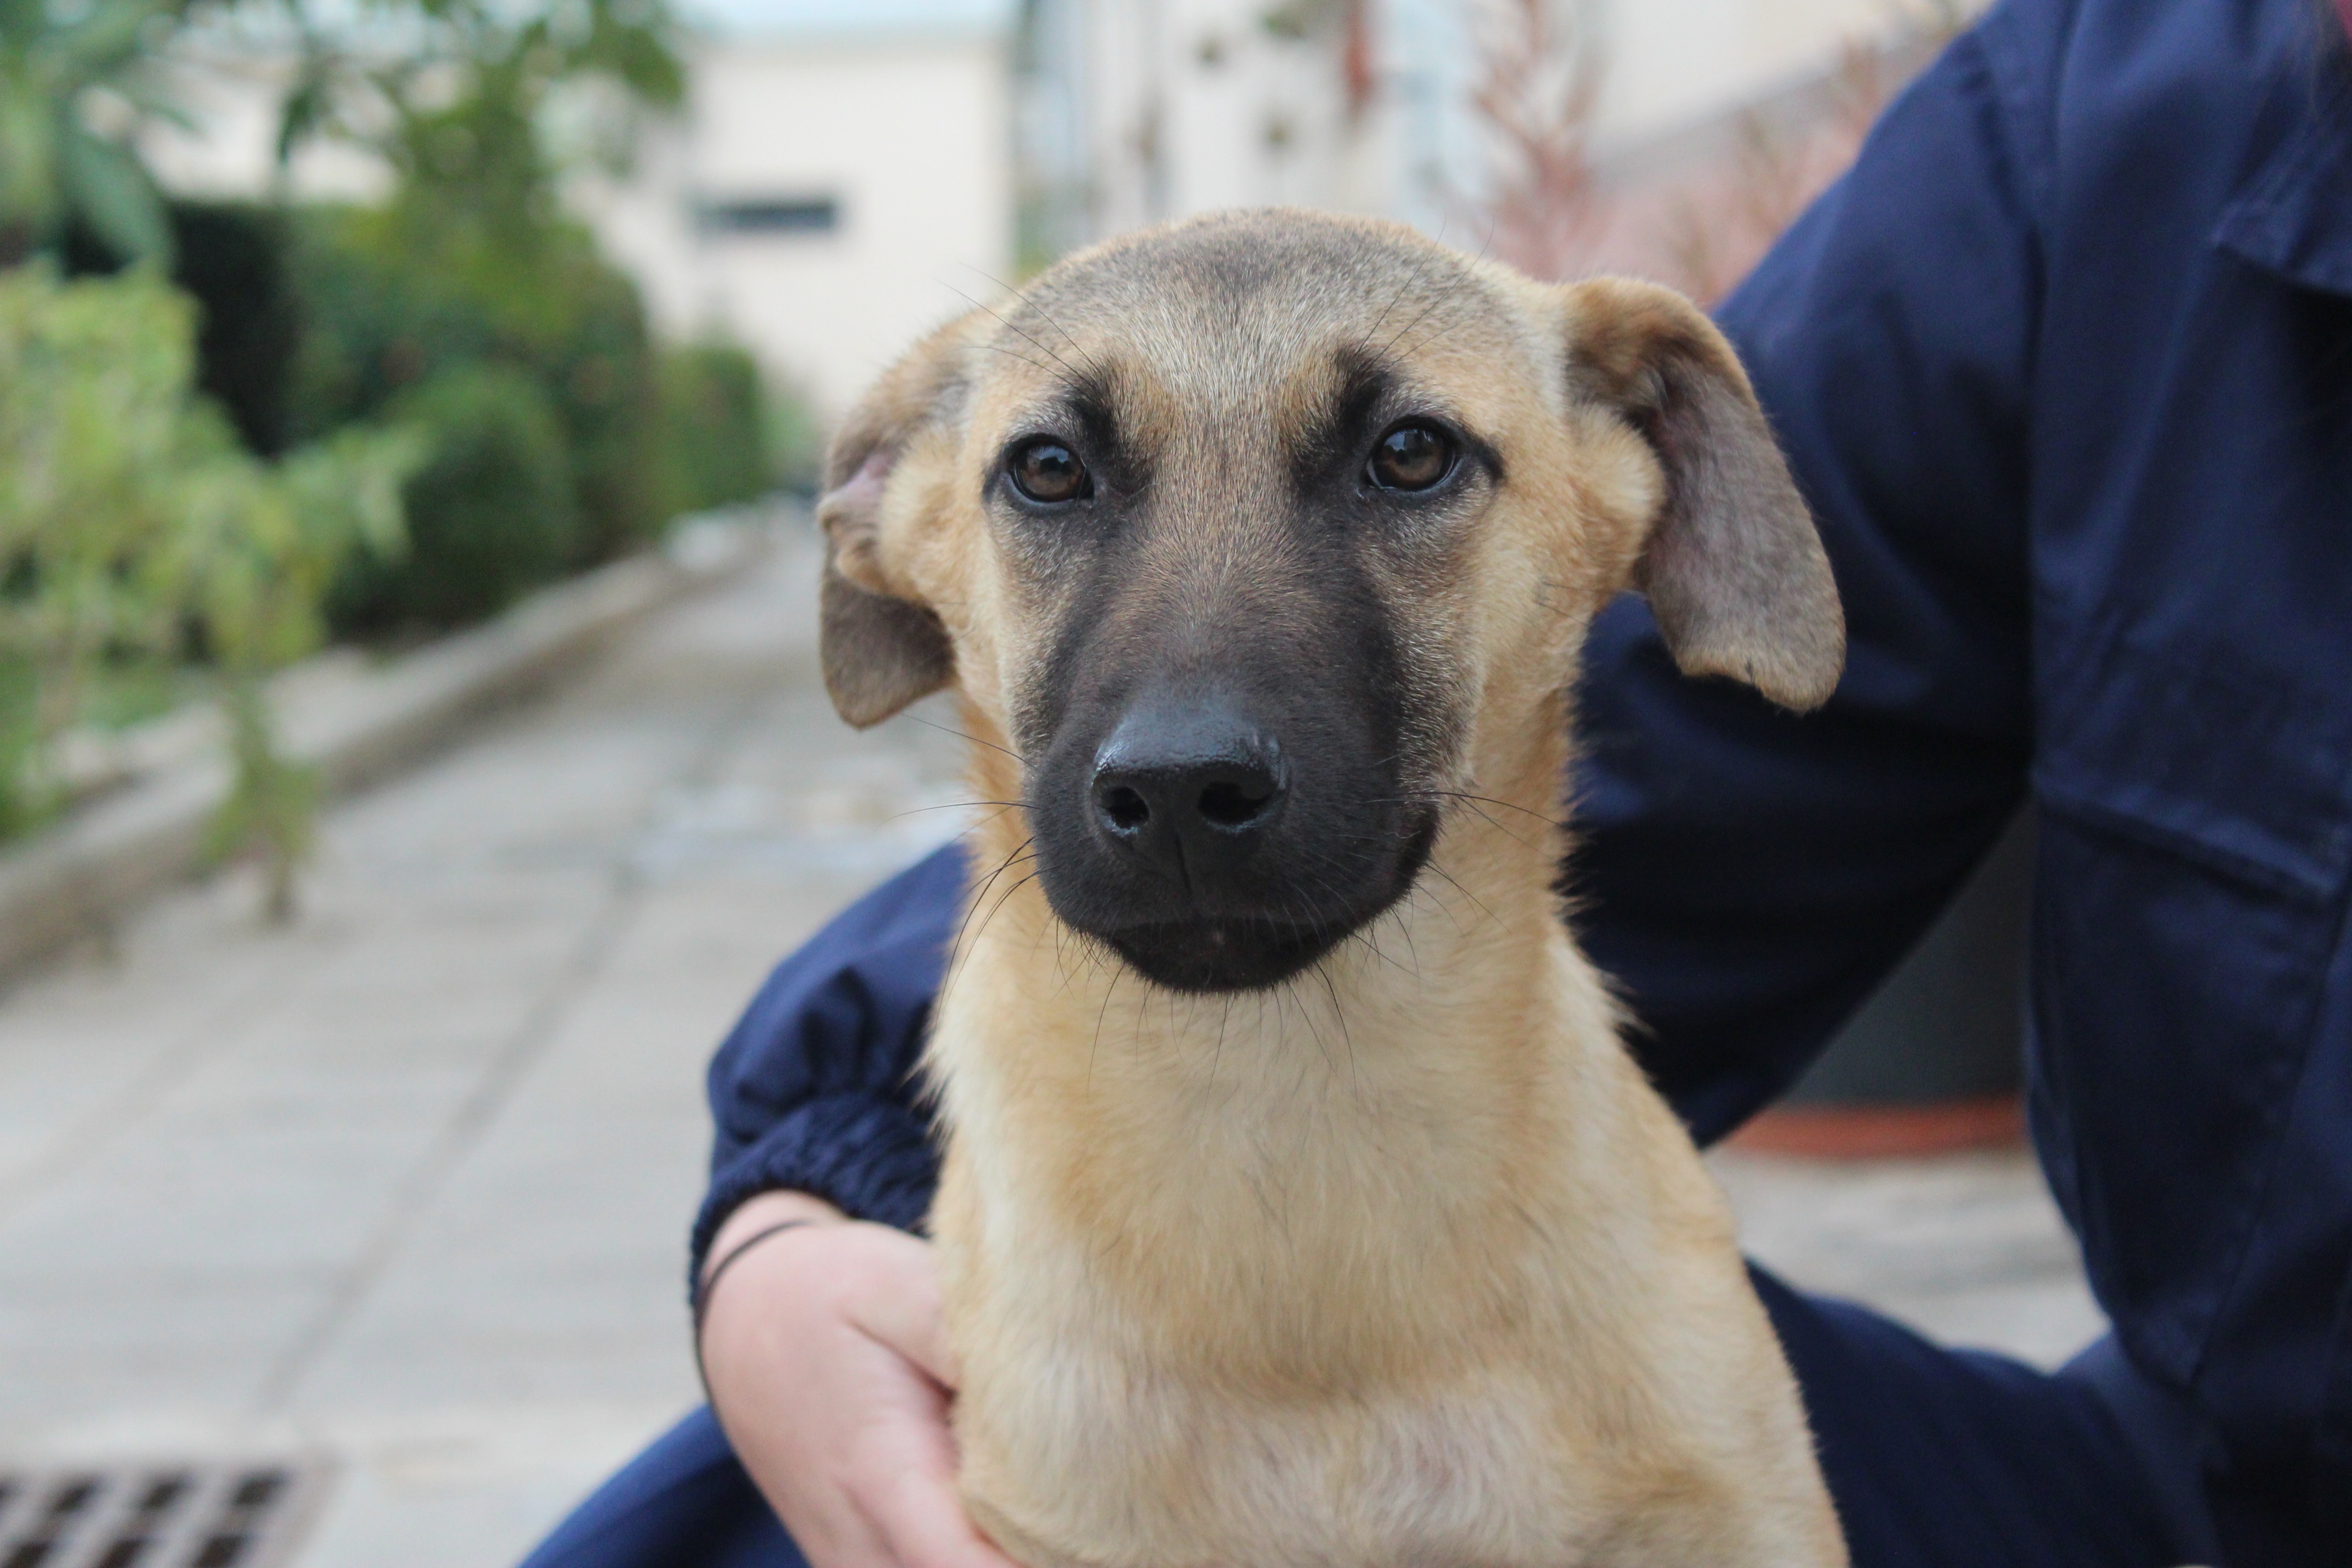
left=954, top=1313, right=1606, bottom=1568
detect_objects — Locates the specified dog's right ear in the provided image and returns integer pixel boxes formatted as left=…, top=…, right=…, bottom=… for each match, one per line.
left=815, top=314, right=980, bottom=728
left=1557, top=278, right=1845, bottom=711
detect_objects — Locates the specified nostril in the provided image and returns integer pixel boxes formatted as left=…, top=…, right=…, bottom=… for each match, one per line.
left=1098, top=784, right=1152, bottom=833
left=1197, top=777, right=1276, bottom=830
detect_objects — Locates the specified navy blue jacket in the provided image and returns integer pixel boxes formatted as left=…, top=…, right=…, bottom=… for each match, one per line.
left=695, top=1, right=2352, bottom=1558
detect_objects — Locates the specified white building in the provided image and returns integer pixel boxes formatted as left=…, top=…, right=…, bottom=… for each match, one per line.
left=579, top=0, right=1020, bottom=421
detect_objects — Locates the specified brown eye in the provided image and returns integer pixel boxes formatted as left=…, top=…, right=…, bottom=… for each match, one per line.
left=1009, top=439, right=1089, bottom=504
left=1367, top=423, right=1455, bottom=491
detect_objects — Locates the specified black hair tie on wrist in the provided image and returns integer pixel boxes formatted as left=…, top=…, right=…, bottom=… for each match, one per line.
left=692, top=1218, right=820, bottom=1395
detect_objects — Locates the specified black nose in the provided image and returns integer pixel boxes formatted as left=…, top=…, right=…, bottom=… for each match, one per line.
left=1090, top=702, right=1287, bottom=888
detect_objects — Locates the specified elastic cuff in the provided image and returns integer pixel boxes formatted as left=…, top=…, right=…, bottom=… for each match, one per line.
left=688, top=1093, right=941, bottom=1301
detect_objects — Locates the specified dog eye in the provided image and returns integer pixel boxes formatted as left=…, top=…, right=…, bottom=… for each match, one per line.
left=1009, top=439, right=1090, bottom=504
left=1367, top=424, right=1455, bottom=492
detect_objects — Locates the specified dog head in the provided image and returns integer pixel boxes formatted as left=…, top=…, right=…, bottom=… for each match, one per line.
left=817, top=210, right=1841, bottom=994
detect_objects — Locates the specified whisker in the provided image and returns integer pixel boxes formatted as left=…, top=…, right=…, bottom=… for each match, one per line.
left=1421, top=857, right=1501, bottom=928
left=888, top=800, right=1025, bottom=820
left=980, top=343, right=1056, bottom=378
left=941, top=281, right=1089, bottom=385
left=1090, top=961, right=1124, bottom=1088
left=904, top=712, right=1028, bottom=764
left=1430, top=790, right=1568, bottom=831
left=943, top=837, right=1037, bottom=985
left=958, top=262, right=1083, bottom=353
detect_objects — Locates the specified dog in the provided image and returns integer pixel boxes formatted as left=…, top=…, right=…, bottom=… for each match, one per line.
left=815, top=208, right=1849, bottom=1568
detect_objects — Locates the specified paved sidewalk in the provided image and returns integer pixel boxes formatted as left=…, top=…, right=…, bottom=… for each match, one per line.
left=0, top=531, right=2104, bottom=1566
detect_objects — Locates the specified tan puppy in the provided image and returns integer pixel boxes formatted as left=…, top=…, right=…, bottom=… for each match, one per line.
left=816, top=209, right=1848, bottom=1568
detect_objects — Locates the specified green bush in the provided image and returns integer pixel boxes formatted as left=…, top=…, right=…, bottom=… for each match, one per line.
left=333, top=363, right=576, bottom=630
left=544, top=250, right=665, bottom=560
left=0, top=263, right=417, bottom=903
left=87, top=201, right=782, bottom=631
left=658, top=343, right=774, bottom=515
left=64, top=202, right=305, bottom=456
left=287, top=206, right=664, bottom=584
left=170, top=204, right=304, bottom=457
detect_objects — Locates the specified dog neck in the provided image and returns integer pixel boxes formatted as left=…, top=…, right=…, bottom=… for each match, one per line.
left=924, top=679, right=1656, bottom=1384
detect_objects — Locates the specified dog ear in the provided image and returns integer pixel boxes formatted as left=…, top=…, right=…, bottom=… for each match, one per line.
left=814, top=315, right=977, bottom=728
left=1560, top=278, right=1845, bottom=711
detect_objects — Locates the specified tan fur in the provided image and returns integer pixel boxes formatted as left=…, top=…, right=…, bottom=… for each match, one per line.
left=820, top=210, right=1848, bottom=1568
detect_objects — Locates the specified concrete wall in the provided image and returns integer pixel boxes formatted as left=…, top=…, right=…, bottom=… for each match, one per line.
left=576, top=30, right=1018, bottom=420
left=1594, top=0, right=1906, bottom=143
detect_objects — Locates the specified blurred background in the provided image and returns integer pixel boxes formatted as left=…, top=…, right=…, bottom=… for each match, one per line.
left=0, top=2, right=2083, bottom=1565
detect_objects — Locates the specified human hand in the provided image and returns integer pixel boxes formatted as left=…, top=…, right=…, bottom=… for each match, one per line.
left=697, top=1191, right=1019, bottom=1568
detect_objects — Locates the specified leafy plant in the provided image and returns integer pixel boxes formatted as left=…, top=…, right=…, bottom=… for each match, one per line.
left=265, top=0, right=681, bottom=219
left=0, top=0, right=186, bottom=267
left=658, top=343, right=775, bottom=517
left=0, top=262, right=420, bottom=911
left=330, top=360, right=574, bottom=628
left=315, top=0, right=682, bottom=561
left=191, top=423, right=414, bottom=916
left=0, top=260, right=217, bottom=804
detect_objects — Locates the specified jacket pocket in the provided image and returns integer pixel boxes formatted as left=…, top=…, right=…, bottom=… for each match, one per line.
left=2029, top=625, right=2352, bottom=1384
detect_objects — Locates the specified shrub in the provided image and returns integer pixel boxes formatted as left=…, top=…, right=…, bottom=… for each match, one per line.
left=540, top=246, right=665, bottom=560
left=0, top=262, right=418, bottom=906
left=332, top=363, right=576, bottom=630
left=288, top=205, right=666, bottom=612
left=169, top=203, right=304, bottom=457
left=658, top=343, right=775, bottom=515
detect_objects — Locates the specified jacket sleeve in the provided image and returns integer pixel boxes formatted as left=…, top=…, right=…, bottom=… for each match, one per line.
left=1575, top=5, right=2061, bottom=1143
left=689, top=843, right=965, bottom=1283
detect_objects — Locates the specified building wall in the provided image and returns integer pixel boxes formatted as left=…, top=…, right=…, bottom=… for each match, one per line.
left=577, top=31, right=1018, bottom=420
left=1595, top=0, right=1904, bottom=143
left=138, top=45, right=392, bottom=205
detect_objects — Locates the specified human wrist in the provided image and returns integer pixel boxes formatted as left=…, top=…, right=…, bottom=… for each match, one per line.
left=694, top=1192, right=847, bottom=1390
left=701, top=1192, right=842, bottom=1294
left=703, top=1189, right=846, bottom=1281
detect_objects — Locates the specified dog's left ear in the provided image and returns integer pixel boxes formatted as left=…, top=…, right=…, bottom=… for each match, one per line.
left=1559, top=277, right=1845, bottom=711
left=815, top=314, right=981, bottom=728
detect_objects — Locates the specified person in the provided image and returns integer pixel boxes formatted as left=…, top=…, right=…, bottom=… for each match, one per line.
left=520, top=0, right=2352, bottom=1563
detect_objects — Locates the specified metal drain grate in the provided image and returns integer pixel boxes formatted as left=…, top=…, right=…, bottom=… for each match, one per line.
left=0, top=1461, right=326, bottom=1568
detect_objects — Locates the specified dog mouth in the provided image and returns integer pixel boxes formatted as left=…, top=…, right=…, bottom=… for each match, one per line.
left=1103, top=916, right=1351, bottom=993
left=1084, top=811, right=1438, bottom=993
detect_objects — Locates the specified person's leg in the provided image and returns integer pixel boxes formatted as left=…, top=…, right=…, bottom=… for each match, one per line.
left=1751, top=1265, right=2218, bottom=1568
left=518, top=1406, right=800, bottom=1568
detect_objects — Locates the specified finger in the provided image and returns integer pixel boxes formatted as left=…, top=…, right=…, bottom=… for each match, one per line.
left=775, top=1488, right=898, bottom=1568
left=846, top=1255, right=958, bottom=1387
left=862, top=1455, right=1022, bottom=1568
left=715, top=1398, right=901, bottom=1568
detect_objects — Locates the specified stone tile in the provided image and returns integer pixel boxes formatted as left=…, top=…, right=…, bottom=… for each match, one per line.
left=1710, top=1146, right=2105, bottom=1368
left=286, top=1403, right=695, bottom=1568
left=0, top=1125, right=445, bottom=1278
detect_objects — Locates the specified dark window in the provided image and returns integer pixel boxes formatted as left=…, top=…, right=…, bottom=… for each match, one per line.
left=699, top=196, right=842, bottom=236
